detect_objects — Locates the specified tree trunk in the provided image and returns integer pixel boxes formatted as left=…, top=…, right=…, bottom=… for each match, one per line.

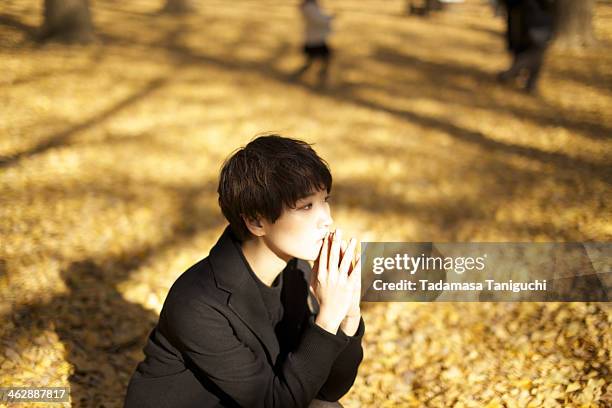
left=162, top=0, right=195, bottom=14
left=554, top=0, right=595, bottom=48
left=40, top=0, right=94, bottom=43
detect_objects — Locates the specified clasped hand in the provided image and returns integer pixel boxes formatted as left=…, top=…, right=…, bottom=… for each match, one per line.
left=310, top=228, right=362, bottom=328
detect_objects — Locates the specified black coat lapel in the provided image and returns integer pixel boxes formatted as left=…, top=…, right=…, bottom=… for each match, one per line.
left=208, top=226, right=280, bottom=364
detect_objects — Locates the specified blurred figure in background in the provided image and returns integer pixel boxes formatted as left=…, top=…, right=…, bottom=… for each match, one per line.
left=497, top=0, right=555, bottom=93
left=291, top=0, right=335, bottom=87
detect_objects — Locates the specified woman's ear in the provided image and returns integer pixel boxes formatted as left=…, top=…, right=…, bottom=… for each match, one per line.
left=242, top=215, right=266, bottom=237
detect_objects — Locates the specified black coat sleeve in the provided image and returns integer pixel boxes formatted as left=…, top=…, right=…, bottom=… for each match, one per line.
left=163, top=298, right=354, bottom=408
left=315, top=316, right=365, bottom=401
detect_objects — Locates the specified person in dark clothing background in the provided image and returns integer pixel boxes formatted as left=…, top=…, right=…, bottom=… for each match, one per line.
left=125, top=135, right=365, bottom=408
left=497, top=0, right=555, bottom=93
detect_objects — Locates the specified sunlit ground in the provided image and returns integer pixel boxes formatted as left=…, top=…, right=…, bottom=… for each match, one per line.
left=0, top=0, right=610, bottom=406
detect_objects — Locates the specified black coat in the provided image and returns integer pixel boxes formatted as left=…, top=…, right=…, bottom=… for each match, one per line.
left=124, top=226, right=365, bottom=408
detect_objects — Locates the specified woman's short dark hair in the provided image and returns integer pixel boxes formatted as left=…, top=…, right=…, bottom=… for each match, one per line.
left=218, top=135, right=332, bottom=241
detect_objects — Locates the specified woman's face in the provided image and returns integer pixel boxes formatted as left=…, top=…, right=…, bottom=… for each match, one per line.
left=261, top=189, right=333, bottom=262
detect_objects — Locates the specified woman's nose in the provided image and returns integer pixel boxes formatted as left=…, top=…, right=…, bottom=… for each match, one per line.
left=319, top=207, right=333, bottom=230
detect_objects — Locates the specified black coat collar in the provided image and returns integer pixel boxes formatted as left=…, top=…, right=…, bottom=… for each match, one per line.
left=208, top=226, right=289, bottom=363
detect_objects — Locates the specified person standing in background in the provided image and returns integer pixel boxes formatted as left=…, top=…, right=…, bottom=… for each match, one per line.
left=497, top=0, right=555, bottom=93
left=292, top=0, right=335, bottom=87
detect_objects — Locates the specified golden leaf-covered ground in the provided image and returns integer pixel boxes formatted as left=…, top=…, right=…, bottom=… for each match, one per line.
left=0, top=0, right=610, bottom=407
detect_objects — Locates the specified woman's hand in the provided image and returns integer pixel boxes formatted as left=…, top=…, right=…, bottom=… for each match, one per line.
left=341, top=239, right=362, bottom=318
left=311, top=229, right=361, bottom=334
left=339, top=238, right=362, bottom=336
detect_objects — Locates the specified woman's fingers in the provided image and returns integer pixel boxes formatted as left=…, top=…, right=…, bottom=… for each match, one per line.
left=340, top=239, right=348, bottom=260
left=317, top=234, right=329, bottom=283
left=339, top=238, right=356, bottom=280
left=328, top=229, right=341, bottom=282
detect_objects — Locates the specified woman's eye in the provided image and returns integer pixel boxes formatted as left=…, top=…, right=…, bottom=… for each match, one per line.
left=302, top=203, right=313, bottom=210
left=324, top=195, right=331, bottom=203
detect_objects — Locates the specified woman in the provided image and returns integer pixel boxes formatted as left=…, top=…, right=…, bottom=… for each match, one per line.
left=125, top=135, right=365, bottom=407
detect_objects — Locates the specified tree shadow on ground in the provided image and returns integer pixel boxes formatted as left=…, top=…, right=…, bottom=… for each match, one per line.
left=369, top=45, right=612, bottom=142
left=465, top=22, right=505, bottom=40
left=2, top=179, right=225, bottom=406
left=0, top=13, right=37, bottom=40
left=0, top=77, right=169, bottom=169
left=330, top=150, right=577, bottom=240
left=0, top=67, right=97, bottom=88
left=6, top=259, right=159, bottom=406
